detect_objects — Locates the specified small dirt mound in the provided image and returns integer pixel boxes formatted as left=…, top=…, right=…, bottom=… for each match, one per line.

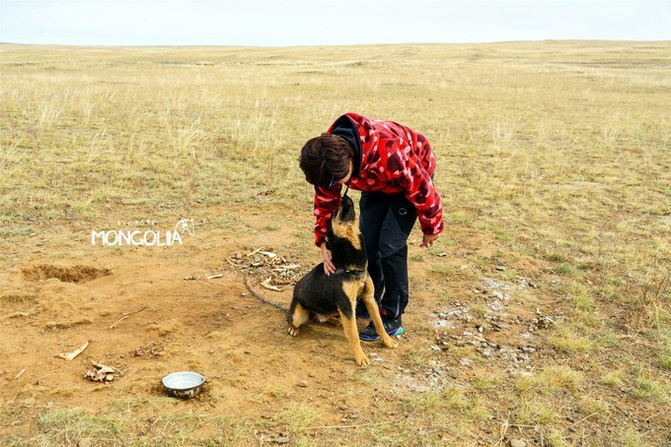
left=22, top=264, right=111, bottom=283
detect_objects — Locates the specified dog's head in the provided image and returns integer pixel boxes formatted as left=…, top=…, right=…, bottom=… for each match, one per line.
left=327, top=194, right=366, bottom=267
left=328, top=195, right=359, bottom=244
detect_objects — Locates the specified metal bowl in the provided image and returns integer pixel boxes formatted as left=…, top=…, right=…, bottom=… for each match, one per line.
left=162, top=371, right=205, bottom=399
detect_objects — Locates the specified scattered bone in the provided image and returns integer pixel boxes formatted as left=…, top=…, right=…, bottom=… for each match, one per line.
left=84, top=361, right=120, bottom=383
left=9, top=311, right=30, bottom=318
left=92, top=361, right=119, bottom=374
left=261, top=277, right=283, bottom=292
left=206, top=273, right=223, bottom=279
left=57, top=341, right=90, bottom=361
left=46, top=318, right=93, bottom=330
left=273, top=279, right=295, bottom=286
left=273, top=264, right=301, bottom=272
left=229, top=248, right=304, bottom=289
left=134, top=343, right=161, bottom=358
left=15, top=368, right=26, bottom=379
left=247, top=247, right=264, bottom=257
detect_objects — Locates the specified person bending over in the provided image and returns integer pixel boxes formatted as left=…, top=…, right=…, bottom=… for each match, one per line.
left=298, top=112, right=444, bottom=341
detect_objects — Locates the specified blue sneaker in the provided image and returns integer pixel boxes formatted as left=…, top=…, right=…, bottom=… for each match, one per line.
left=355, top=305, right=371, bottom=319
left=359, top=317, right=404, bottom=342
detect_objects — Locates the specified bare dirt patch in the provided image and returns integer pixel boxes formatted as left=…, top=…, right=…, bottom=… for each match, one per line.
left=2, top=212, right=647, bottom=446
left=21, top=264, right=111, bottom=284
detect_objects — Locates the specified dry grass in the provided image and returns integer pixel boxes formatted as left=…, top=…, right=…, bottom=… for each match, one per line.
left=1, top=41, right=670, bottom=446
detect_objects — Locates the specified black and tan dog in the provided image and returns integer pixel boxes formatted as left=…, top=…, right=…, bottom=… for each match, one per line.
left=287, top=195, right=398, bottom=366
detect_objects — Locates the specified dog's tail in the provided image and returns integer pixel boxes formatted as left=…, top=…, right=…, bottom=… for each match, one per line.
left=287, top=296, right=298, bottom=324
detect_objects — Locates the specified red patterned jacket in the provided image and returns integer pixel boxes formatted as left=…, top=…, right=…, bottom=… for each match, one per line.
left=312, top=112, right=444, bottom=246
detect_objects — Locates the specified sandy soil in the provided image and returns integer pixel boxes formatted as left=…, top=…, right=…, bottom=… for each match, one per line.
left=0, top=205, right=660, bottom=445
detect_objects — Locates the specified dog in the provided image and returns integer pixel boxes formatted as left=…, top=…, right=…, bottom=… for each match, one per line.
left=287, top=194, right=398, bottom=366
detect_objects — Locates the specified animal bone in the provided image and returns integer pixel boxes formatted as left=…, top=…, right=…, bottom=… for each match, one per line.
left=261, top=277, right=283, bottom=292
left=57, top=341, right=89, bottom=361
left=247, top=247, right=264, bottom=257
left=91, top=361, right=118, bottom=374
left=84, top=361, right=121, bottom=383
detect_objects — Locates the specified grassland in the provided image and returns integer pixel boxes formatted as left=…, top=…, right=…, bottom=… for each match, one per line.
left=1, top=41, right=670, bottom=446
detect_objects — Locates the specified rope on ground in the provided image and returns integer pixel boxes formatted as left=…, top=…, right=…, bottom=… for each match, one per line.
left=243, top=277, right=288, bottom=312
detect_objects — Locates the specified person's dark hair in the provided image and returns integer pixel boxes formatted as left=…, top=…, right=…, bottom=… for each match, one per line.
left=299, top=133, right=353, bottom=188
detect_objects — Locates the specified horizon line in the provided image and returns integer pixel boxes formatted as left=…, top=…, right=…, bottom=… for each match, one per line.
left=2, top=38, right=670, bottom=49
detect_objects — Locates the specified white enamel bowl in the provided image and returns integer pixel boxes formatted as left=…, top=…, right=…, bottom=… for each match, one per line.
left=162, top=371, right=206, bottom=399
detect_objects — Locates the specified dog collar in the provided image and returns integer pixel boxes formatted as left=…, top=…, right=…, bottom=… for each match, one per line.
left=335, top=268, right=366, bottom=276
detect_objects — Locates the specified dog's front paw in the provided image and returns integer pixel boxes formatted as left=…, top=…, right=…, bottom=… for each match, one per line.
left=355, top=354, right=370, bottom=367
left=287, top=325, right=301, bottom=337
left=384, top=339, right=399, bottom=349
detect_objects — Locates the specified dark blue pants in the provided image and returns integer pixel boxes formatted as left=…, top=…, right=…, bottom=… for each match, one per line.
left=359, top=191, right=417, bottom=320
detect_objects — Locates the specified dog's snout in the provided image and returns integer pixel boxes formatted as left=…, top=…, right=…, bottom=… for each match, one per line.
left=336, top=195, right=356, bottom=222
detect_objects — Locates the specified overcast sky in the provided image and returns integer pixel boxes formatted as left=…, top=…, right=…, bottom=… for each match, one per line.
left=1, top=0, right=670, bottom=46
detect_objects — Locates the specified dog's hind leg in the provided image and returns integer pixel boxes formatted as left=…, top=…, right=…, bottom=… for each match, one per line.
left=361, top=276, right=399, bottom=349
left=287, top=302, right=310, bottom=337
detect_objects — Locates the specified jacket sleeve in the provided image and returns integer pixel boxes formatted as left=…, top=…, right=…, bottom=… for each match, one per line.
left=313, top=184, right=342, bottom=246
left=386, top=145, right=444, bottom=237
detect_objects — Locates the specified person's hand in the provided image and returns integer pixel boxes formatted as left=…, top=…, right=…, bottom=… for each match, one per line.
left=320, top=243, right=336, bottom=275
left=420, top=233, right=440, bottom=248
